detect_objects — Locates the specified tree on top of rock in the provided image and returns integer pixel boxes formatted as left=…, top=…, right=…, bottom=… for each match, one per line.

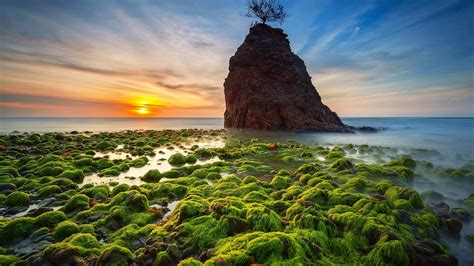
left=244, top=0, right=287, bottom=25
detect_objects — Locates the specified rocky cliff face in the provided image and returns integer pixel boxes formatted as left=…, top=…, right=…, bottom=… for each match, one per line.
left=224, top=23, right=351, bottom=132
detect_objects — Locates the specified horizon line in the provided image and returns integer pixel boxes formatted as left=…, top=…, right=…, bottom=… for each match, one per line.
left=1, top=116, right=473, bottom=119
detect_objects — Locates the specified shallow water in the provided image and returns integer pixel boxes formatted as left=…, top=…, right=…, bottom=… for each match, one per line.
left=81, top=138, right=224, bottom=186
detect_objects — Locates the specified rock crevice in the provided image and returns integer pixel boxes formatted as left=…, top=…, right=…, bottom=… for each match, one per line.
left=224, top=23, right=351, bottom=132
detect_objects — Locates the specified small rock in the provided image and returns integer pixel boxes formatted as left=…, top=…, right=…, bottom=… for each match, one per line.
left=443, top=217, right=463, bottom=235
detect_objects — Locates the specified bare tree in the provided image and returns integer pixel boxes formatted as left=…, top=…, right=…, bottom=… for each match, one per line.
left=244, top=0, right=287, bottom=25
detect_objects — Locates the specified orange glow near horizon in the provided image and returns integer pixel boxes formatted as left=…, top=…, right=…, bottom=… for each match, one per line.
left=129, top=98, right=157, bottom=117
left=135, top=106, right=151, bottom=115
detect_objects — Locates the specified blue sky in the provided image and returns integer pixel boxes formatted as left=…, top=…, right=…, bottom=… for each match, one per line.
left=1, top=0, right=473, bottom=117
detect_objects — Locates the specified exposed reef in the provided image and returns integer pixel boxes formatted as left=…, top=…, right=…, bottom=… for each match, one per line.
left=0, top=129, right=473, bottom=265
left=224, top=24, right=351, bottom=132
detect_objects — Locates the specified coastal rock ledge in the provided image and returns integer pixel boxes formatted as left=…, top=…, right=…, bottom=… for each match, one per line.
left=224, top=23, right=351, bottom=132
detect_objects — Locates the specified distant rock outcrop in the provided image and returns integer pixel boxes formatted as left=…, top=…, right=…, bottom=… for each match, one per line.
left=224, top=23, right=351, bottom=132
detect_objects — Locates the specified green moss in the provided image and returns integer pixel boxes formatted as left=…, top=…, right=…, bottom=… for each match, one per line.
left=98, top=166, right=123, bottom=177
left=186, top=155, right=198, bottom=164
left=130, top=157, right=148, bottom=168
left=83, top=185, right=110, bottom=200
left=45, top=233, right=102, bottom=257
left=330, top=159, right=353, bottom=172
left=5, top=191, right=30, bottom=207
left=95, top=158, right=114, bottom=170
left=97, top=244, right=134, bottom=265
left=141, top=169, right=161, bottom=182
left=176, top=215, right=228, bottom=253
left=169, top=153, right=187, bottom=165
left=209, top=231, right=316, bottom=264
left=270, top=175, right=291, bottom=190
left=191, top=168, right=208, bottom=179
left=245, top=205, right=283, bottom=232
left=125, top=192, right=149, bottom=212
left=364, top=240, right=409, bottom=266
left=325, top=151, right=345, bottom=160
left=0, top=166, right=19, bottom=178
left=97, top=140, right=116, bottom=150
left=294, top=163, right=320, bottom=175
left=179, top=257, right=203, bottom=266
left=38, top=185, right=62, bottom=198
left=53, top=221, right=80, bottom=240
left=410, top=211, right=439, bottom=238
left=386, top=155, right=416, bottom=169
left=59, top=169, right=85, bottom=183
left=0, top=217, right=35, bottom=243
left=74, top=157, right=93, bottom=167
left=0, top=255, right=19, bottom=265
left=328, top=191, right=368, bottom=206
left=172, top=197, right=209, bottom=222
left=35, top=211, right=68, bottom=228
left=64, top=194, right=90, bottom=213
left=112, top=184, right=130, bottom=196
left=385, top=186, right=423, bottom=210
left=193, top=148, right=214, bottom=158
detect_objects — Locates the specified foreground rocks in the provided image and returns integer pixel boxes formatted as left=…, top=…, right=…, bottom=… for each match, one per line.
left=224, top=23, right=350, bottom=132
left=0, top=130, right=472, bottom=265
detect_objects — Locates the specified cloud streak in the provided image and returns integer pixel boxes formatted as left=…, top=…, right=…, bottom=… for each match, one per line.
left=0, top=0, right=472, bottom=117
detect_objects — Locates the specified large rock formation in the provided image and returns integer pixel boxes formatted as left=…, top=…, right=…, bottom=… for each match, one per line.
left=224, top=23, right=351, bottom=132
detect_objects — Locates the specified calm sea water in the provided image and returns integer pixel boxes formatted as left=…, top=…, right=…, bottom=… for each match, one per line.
left=1, top=117, right=472, bottom=158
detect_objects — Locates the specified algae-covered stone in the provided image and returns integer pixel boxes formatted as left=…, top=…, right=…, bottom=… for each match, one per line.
left=59, top=169, right=85, bottom=183
left=64, top=194, right=90, bottom=213
left=35, top=211, right=68, bottom=228
left=38, top=185, right=62, bottom=198
left=330, top=159, right=353, bottom=172
left=5, top=191, right=30, bottom=207
left=141, top=169, right=161, bottom=182
left=0, top=217, right=35, bottom=244
left=97, top=245, right=134, bottom=265
left=169, top=153, right=187, bottom=165
left=53, top=221, right=80, bottom=240
left=186, top=155, right=198, bottom=164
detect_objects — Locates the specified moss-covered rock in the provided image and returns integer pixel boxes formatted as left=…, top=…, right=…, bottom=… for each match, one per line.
left=141, top=169, right=161, bottom=182
left=53, top=221, right=80, bottom=240
left=35, top=211, right=68, bottom=228
left=64, top=194, right=90, bottom=213
left=5, top=191, right=30, bottom=207
left=169, top=153, right=187, bottom=165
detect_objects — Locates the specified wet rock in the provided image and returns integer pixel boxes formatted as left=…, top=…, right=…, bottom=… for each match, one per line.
left=410, top=239, right=458, bottom=266
left=0, top=183, right=16, bottom=193
left=4, top=206, right=28, bottom=215
left=224, top=23, right=350, bottom=132
left=26, top=207, right=55, bottom=217
left=14, top=227, right=54, bottom=257
left=450, top=207, right=471, bottom=221
left=442, top=217, right=463, bottom=235
left=97, top=245, right=133, bottom=265
left=432, top=202, right=450, bottom=215
left=44, top=245, right=87, bottom=266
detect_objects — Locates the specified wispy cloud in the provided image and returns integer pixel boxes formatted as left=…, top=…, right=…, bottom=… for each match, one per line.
left=0, top=0, right=472, bottom=117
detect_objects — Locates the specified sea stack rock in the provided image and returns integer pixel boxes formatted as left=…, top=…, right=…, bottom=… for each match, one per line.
left=224, top=23, right=351, bottom=132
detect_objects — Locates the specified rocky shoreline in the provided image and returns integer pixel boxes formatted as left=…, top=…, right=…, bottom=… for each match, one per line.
left=0, top=129, right=473, bottom=265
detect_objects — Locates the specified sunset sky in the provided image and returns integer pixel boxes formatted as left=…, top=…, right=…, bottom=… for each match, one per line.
left=1, top=0, right=473, bottom=117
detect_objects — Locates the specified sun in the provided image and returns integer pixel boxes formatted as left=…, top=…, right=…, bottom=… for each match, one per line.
left=134, top=106, right=151, bottom=115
